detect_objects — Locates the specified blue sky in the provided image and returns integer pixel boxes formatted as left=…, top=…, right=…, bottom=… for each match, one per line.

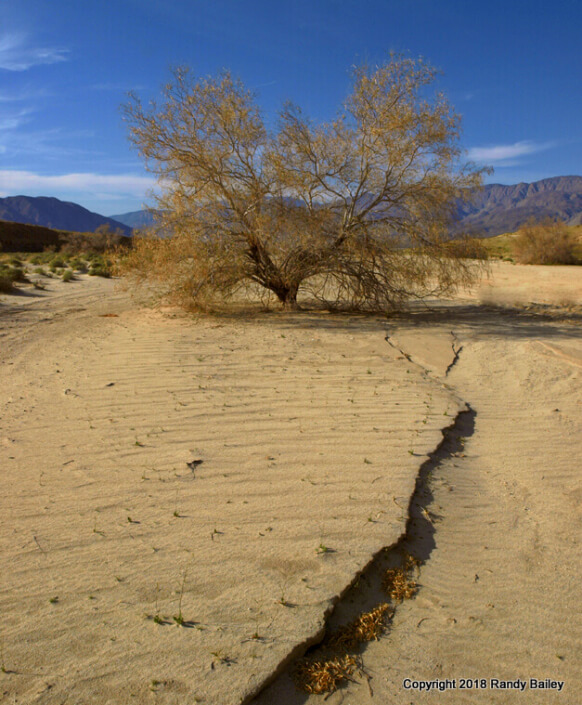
left=0, top=0, right=580, bottom=216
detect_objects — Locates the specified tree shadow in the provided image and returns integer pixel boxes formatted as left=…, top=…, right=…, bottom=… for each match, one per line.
left=201, top=300, right=582, bottom=343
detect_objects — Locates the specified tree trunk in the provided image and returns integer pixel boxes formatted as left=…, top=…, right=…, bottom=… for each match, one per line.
left=282, top=290, right=300, bottom=310
left=273, top=282, right=300, bottom=309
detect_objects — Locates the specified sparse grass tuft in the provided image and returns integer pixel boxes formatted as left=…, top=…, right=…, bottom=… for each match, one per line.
left=316, top=543, right=334, bottom=555
left=173, top=570, right=188, bottom=626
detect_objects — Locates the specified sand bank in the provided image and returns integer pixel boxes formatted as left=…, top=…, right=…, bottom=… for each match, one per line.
left=1, top=275, right=462, bottom=704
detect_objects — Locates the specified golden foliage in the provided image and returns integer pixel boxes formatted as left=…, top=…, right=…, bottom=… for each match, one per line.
left=328, top=603, right=393, bottom=651
left=294, top=655, right=357, bottom=694
left=512, top=218, right=579, bottom=265
left=123, top=56, right=487, bottom=311
left=383, top=555, right=419, bottom=602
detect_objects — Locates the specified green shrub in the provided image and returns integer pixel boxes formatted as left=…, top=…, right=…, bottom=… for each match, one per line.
left=50, top=256, right=66, bottom=269
left=62, top=269, right=75, bottom=282
left=69, top=257, right=88, bottom=272
left=87, top=254, right=112, bottom=277
left=88, top=265, right=112, bottom=278
left=0, top=264, right=27, bottom=291
left=9, top=266, right=27, bottom=282
left=0, top=265, right=27, bottom=282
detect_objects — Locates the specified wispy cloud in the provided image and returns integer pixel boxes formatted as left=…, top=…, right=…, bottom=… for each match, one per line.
left=90, top=82, right=146, bottom=92
left=468, top=140, right=554, bottom=165
left=0, top=32, right=68, bottom=71
left=0, top=119, right=101, bottom=161
left=0, top=108, right=33, bottom=132
left=0, top=171, right=156, bottom=198
left=0, top=86, right=53, bottom=102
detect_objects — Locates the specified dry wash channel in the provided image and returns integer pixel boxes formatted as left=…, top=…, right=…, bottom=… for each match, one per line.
left=1, top=277, right=464, bottom=705
left=255, top=304, right=582, bottom=705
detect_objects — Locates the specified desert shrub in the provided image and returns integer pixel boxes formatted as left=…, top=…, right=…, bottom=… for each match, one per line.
left=50, top=256, right=67, bottom=270
left=60, top=226, right=130, bottom=254
left=88, top=267, right=111, bottom=278
left=62, top=269, right=75, bottom=282
left=4, top=265, right=27, bottom=282
left=69, top=257, right=88, bottom=272
left=0, top=275, right=15, bottom=292
left=512, top=219, right=579, bottom=265
left=445, top=237, right=489, bottom=260
left=88, top=256, right=112, bottom=277
left=0, top=264, right=27, bottom=290
left=27, top=251, right=55, bottom=265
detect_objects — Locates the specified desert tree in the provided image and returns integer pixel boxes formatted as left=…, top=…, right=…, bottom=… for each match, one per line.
left=122, top=55, right=487, bottom=311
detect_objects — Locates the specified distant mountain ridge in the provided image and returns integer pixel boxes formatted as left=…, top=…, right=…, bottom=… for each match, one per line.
left=109, top=209, right=158, bottom=229
left=459, top=176, right=582, bottom=236
left=0, top=196, right=133, bottom=236
left=3, top=177, right=582, bottom=241
left=113, top=177, right=582, bottom=238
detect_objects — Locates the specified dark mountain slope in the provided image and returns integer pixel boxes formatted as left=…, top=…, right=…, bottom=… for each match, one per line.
left=0, top=196, right=132, bottom=236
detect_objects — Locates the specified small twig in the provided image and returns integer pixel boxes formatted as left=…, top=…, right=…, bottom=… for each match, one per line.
left=33, top=535, right=46, bottom=554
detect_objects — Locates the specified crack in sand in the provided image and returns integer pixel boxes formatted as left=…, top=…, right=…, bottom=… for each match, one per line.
left=445, top=332, right=463, bottom=377
left=251, top=344, right=476, bottom=703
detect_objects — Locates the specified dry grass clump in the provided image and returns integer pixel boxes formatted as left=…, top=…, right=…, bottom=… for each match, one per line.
left=294, top=554, right=422, bottom=694
left=512, top=218, right=580, bottom=265
left=383, top=556, right=419, bottom=602
left=294, top=603, right=393, bottom=693
left=294, top=654, right=357, bottom=694
left=329, top=603, right=393, bottom=651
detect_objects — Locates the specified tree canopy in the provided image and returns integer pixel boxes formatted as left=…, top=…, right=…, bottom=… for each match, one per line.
left=122, top=55, right=487, bottom=311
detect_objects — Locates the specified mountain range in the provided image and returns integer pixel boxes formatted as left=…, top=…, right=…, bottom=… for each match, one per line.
left=457, top=176, right=582, bottom=235
left=0, top=196, right=132, bottom=236
left=112, top=176, right=582, bottom=236
left=2, top=176, right=582, bottom=239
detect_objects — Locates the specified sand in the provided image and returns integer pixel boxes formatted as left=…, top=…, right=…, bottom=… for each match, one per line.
left=1, top=261, right=581, bottom=704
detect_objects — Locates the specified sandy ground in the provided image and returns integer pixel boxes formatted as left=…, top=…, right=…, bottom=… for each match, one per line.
left=1, top=261, right=581, bottom=704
